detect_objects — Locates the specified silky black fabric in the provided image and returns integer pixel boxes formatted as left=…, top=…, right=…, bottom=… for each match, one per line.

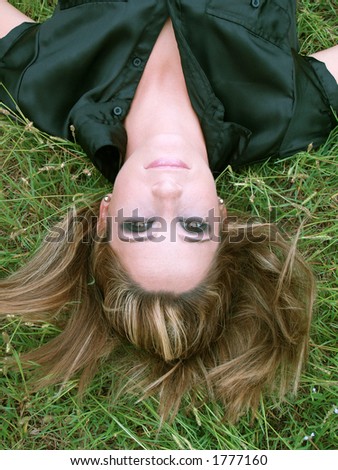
left=1, top=0, right=337, bottom=183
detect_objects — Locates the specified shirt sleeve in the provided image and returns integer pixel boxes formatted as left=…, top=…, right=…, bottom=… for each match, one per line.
left=279, top=50, right=338, bottom=157
left=0, top=22, right=40, bottom=109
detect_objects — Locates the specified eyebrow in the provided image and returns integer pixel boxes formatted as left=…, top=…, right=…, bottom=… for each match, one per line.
left=122, top=235, right=212, bottom=244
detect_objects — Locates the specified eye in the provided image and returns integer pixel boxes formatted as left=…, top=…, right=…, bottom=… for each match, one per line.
left=122, top=219, right=153, bottom=234
left=181, top=218, right=209, bottom=234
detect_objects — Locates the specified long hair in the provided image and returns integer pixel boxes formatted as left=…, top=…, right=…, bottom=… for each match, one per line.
left=0, top=202, right=315, bottom=422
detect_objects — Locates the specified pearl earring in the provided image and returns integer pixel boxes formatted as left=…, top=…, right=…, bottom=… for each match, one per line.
left=104, top=195, right=111, bottom=203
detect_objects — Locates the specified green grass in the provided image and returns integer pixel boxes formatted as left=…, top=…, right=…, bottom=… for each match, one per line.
left=1, top=0, right=338, bottom=450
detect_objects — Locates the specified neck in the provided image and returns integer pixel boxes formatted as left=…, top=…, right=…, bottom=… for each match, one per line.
left=124, top=19, right=207, bottom=162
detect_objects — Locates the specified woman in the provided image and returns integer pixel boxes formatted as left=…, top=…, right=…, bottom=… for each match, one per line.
left=0, top=0, right=337, bottom=422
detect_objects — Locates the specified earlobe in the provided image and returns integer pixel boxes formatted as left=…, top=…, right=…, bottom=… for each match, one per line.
left=218, top=197, right=227, bottom=221
left=98, top=193, right=112, bottom=231
left=220, top=205, right=227, bottom=222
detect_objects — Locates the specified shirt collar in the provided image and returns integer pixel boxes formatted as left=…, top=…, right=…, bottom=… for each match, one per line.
left=70, top=9, right=251, bottom=183
left=171, top=16, right=251, bottom=177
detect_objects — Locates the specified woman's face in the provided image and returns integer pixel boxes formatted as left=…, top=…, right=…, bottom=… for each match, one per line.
left=101, top=135, right=224, bottom=292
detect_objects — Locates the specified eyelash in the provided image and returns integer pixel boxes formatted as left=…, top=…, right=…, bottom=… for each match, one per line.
left=121, top=218, right=210, bottom=235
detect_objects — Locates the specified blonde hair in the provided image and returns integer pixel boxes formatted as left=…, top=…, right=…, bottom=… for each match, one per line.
left=0, top=202, right=315, bottom=422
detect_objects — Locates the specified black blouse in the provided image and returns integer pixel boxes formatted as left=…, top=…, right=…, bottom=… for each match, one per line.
left=1, top=0, right=337, bottom=182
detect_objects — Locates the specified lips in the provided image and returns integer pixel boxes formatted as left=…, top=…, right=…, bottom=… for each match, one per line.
left=145, top=159, right=190, bottom=169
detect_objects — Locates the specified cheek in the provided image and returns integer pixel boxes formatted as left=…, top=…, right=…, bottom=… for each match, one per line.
left=191, top=184, right=218, bottom=208
left=112, top=163, right=147, bottom=201
left=194, top=172, right=217, bottom=196
left=112, top=172, right=137, bottom=206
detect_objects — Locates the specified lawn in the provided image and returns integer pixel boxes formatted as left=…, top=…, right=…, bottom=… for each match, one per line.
left=1, top=0, right=337, bottom=450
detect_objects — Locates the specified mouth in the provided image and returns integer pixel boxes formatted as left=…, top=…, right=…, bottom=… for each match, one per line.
left=145, top=159, right=190, bottom=169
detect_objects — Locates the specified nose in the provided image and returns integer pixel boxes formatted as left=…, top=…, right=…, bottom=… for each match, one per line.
left=151, top=179, right=183, bottom=199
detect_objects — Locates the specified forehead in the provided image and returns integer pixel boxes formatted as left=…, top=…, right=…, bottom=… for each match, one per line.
left=110, top=237, right=219, bottom=292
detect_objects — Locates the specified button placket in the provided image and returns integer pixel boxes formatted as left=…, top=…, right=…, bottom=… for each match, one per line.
left=112, top=106, right=123, bottom=116
left=132, top=57, right=142, bottom=67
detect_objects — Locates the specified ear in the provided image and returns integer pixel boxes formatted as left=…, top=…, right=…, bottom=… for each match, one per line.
left=98, top=193, right=112, bottom=232
left=220, top=204, right=227, bottom=222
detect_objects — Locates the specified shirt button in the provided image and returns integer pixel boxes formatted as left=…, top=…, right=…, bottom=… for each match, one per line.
left=112, top=106, right=123, bottom=116
left=251, top=0, right=260, bottom=7
left=132, top=57, right=142, bottom=67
